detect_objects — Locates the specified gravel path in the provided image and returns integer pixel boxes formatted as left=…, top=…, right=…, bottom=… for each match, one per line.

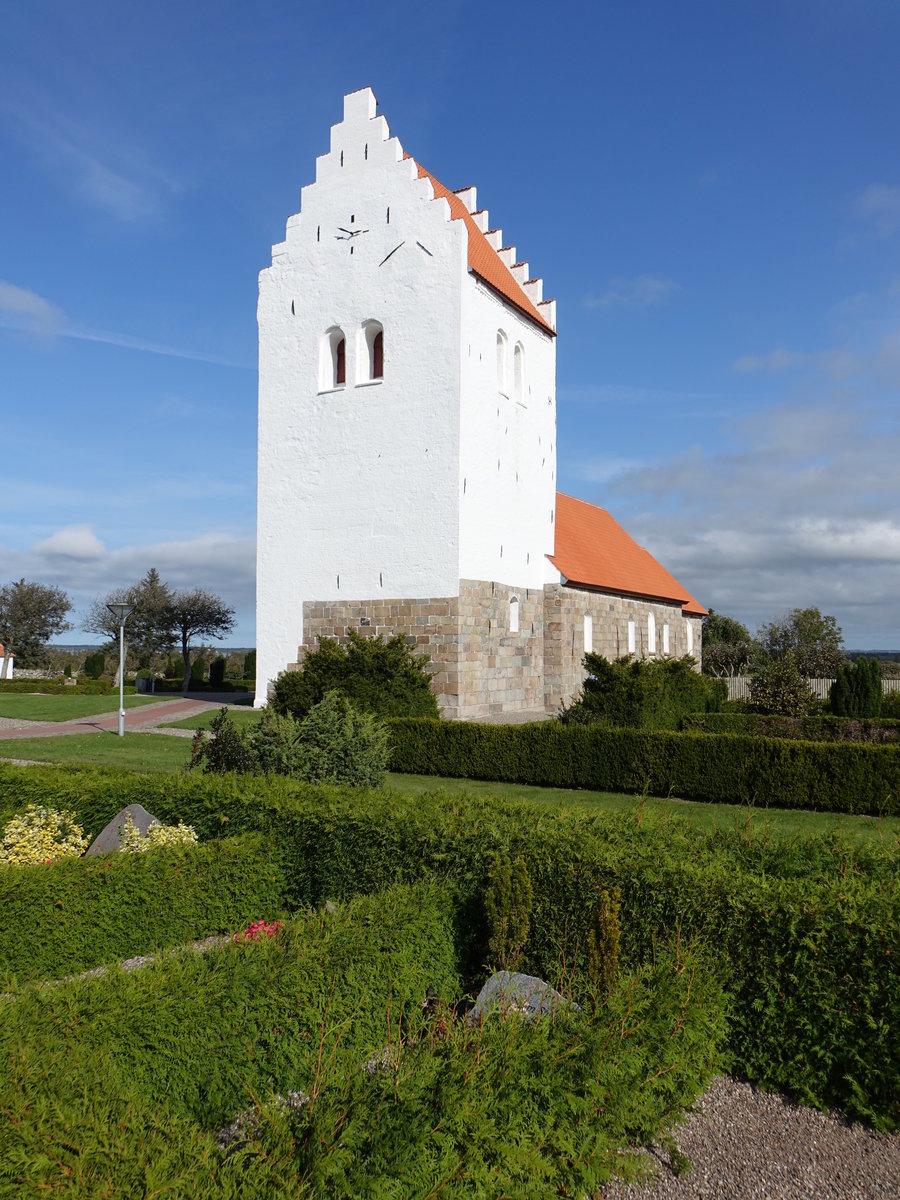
left=601, top=1074, right=900, bottom=1200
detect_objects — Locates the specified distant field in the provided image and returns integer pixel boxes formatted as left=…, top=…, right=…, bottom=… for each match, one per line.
left=0, top=695, right=178, bottom=723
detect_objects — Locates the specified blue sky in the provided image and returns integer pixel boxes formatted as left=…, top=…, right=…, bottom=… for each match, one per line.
left=2, top=0, right=898, bottom=648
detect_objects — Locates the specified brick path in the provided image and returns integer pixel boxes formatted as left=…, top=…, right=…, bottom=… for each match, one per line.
left=0, top=698, right=224, bottom=741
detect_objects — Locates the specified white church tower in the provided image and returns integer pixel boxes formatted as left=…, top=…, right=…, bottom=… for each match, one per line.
left=257, top=87, right=559, bottom=717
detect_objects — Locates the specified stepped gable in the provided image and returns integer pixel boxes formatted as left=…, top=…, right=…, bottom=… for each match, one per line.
left=550, top=492, right=707, bottom=616
left=407, top=156, right=556, bottom=337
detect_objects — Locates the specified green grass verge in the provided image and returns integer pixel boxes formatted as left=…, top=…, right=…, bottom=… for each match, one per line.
left=162, top=707, right=264, bottom=731
left=0, top=731, right=193, bottom=772
left=0, top=694, right=178, bottom=722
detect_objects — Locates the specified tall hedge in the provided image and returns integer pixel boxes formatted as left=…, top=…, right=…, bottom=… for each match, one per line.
left=387, top=717, right=900, bottom=816
left=682, top=712, right=900, bottom=744
left=0, top=832, right=283, bottom=981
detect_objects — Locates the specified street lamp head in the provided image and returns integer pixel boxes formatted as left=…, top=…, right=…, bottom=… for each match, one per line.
left=106, top=602, right=135, bottom=623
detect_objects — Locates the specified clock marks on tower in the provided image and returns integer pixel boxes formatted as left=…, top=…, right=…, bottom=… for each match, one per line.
left=335, top=214, right=369, bottom=254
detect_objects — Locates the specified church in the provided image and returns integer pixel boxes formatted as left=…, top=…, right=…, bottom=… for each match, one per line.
left=255, top=88, right=706, bottom=719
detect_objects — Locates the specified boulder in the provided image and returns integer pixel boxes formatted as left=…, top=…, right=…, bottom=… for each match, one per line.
left=467, top=971, right=579, bottom=1025
left=84, top=804, right=160, bottom=857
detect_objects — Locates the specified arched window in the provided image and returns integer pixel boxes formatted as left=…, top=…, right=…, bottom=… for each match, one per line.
left=496, top=331, right=508, bottom=394
left=513, top=342, right=525, bottom=403
left=647, top=612, right=656, bottom=654
left=360, top=320, right=384, bottom=382
left=320, top=327, right=346, bottom=390
left=583, top=612, right=593, bottom=655
left=509, top=595, right=520, bottom=634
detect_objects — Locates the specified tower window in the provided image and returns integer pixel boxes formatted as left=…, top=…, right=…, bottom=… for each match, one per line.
left=513, top=342, right=525, bottom=403
left=359, top=320, right=384, bottom=382
left=496, top=330, right=508, bottom=394
left=320, top=327, right=347, bottom=390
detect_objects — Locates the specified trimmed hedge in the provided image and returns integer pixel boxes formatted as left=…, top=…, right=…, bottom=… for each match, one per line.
left=683, top=711, right=900, bottom=744
left=0, top=679, right=134, bottom=695
left=0, top=832, right=283, bottom=981
left=1, top=763, right=895, bottom=1127
left=387, top=717, right=900, bottom=816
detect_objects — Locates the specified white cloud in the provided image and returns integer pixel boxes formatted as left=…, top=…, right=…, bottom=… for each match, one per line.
left=732, top=347, right=811, bottom=373
left=855, top=183, right=900, bottom=237
left=33, top=525, right=107, bottom=561
left=574, top=391, right=900, bottom=646
left=0, top=278, right=250, bottom=368
left=584, top=275, right=681, bottom=310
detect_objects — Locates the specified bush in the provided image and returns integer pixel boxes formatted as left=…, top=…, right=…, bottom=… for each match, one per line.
left=0, top=804, right=87, bottom=866
left=748, top=652, right=817, bottom=716
left=831, top=656, right=883, bottom=718
left=83, top=651, right=106, bottom=679
left=560, top=654, right=726, bottom=730
left=243, top=648, right=257, bottom=679
left=0, top=832, right=283, bottom=980
left=883, top=691, right=900, bottom=719
left=484, top=853, right=533, bottom=970
left=190, top=658, right=206, bottom=683
left=387, top=717, right=900, bottom=816
left=682, top=712, right=900, bottom=743
left=192, top=694, right=389, bottom=787
left=208, top=656, right=226, bottom=687
left=271, top=629, right=440, bottom=720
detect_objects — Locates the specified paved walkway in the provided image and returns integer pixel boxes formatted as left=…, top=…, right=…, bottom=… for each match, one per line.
left=0, top=697, right=235, bottom=742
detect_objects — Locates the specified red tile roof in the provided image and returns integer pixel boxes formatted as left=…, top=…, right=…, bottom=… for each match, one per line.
left=409, top=158, right=556, bottom=337
left=550, top=493, right=707, bottom=616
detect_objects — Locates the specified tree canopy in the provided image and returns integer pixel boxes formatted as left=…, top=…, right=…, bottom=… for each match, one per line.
left=701, top=609, right=756, bottom=678
left=168, top=588, right=236, bottom=693
left=756, top=607, right=846, bottom=677
left=0, top=579, right=73, bottom=668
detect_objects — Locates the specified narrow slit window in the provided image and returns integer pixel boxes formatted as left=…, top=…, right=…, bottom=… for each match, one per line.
left=627, top=620, right=636, bottom=654
left=336, top=338, right=345, bottom=385
left=584, top=613, right=593, bottom=655
left=513, top=342, right=525, bottom=403
left=360, top=320, right=384, bottom=381
left=509, top=596, right=520, bottom=634
left=321, top=327, right=347, bottom=390
left=648, top=612, right=656, bottom=654
left=663, top=623, right=670, bottom=654
left=496, top=330, right=508, bottom=394
left=685, top=620, right=694, bottom=655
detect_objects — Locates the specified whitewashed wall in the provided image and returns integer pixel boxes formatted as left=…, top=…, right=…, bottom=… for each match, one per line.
left=256, top=88, right=469, bottom=701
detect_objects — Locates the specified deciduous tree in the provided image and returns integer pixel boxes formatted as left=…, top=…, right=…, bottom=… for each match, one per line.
left=0, top=579, right=73, bottom=669
left=701, top=609, right=756, bottom=677
left=167, top=588, right=235, bottom=693
left=756, top=607, right=846, bottom=677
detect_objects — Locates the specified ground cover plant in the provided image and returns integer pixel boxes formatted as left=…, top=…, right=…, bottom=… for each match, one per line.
left=1, top=762, right=895, bottom=1129
left=0, top=693, right=175, bottom=722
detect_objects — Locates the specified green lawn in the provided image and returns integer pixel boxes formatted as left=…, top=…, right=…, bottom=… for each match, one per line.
left=0, top=732, right=193, bottom=773
left=162, top=707, right=263, bottom=731
left=0, top=695, right=178, bottom=723
left=386, top=772, right=900, bottom=846
left=0, top=725, right=895, bottom=845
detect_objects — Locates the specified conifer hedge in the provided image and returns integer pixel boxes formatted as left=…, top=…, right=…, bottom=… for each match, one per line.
left=682, top=712, right=900, bottom=743
left=386, top=717, right=900, bottom=815
left=1, top=763, right=896, bottom=1127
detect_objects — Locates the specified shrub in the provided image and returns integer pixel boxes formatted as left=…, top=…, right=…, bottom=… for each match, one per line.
left=883, top=691, right=900, bottom=719
left=484, top=853, right=533, bottom=970
left=208, top=656, right=226, bottom=687
left=271, top=629, right=440, bottom=720
left=587, top=886, right=621, bottom=998
left=831, top=656, right=883, bottom=718
left=118, top=812, right=198, bottom=853
left=83, top=651, right=106, bottom=679
left=0, top=804, right=88, bottom=866
left=192, top=694, right=389, bottom=787
left=560, top=654, right=726, bottom=730
left=190, top=657, right=206, bottom=683
left=243, top=648, right=257, bottom=679
left=748, top=652, right=817, bottom=716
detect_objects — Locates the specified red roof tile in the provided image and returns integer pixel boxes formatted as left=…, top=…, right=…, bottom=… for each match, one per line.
left=550, top=493, right=707, bottom=616
left=409, top=158, right=556, bottom=336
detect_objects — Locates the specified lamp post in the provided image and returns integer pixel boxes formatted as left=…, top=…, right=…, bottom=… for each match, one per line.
left=106, top=603, right=134, bottom=737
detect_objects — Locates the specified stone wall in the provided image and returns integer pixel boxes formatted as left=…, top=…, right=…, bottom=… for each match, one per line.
left=290, top=579, right=702, bottom=720
left=543, top=584, right=703, bottom=711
